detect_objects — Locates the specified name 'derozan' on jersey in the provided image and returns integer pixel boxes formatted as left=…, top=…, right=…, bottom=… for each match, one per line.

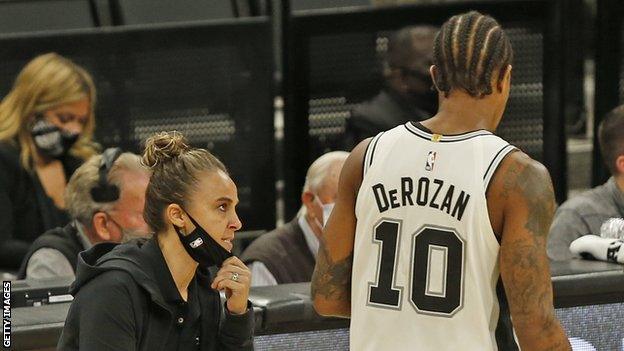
left=372, top=177, right=471, bottom=221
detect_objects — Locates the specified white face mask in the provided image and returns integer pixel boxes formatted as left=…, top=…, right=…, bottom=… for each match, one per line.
left=322, top=203, right=335, bottom=227
left=120, top=228, right=152, bottom=243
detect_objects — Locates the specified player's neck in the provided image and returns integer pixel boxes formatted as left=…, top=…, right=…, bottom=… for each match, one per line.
left=424, top=92, right=502, bottom=134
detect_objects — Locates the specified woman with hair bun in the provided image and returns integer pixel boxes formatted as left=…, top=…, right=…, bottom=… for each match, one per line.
left=58, top=131, right=254, bottom=351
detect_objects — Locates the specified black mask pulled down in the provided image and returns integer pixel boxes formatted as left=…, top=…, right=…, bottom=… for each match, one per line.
left=174, top=210, right=233, bottom=268
left=30, top=119, right=79, bottom=159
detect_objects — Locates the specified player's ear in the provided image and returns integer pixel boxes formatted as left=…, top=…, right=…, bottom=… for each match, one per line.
left=429, top=65, right=441, bottom=92
left=495, top=64, right=512, bottom=93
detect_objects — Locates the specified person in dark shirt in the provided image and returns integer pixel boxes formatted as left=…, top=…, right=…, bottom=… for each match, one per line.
left=58, top=131, right=254, bottom=351
left=0, top=53, right=99, bottom=270
left=345, top=25, right=438, bottom=149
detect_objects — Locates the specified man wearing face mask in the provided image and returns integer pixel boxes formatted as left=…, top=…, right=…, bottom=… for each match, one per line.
left=241, top=151, right=349, bottom=286
left=344, top=25, right=438, bottom=150
left=18, top=149, right=151, bottom=280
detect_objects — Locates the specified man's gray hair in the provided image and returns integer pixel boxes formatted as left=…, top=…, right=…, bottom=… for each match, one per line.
left=303, top=151, right=349, bottom=192
left=298, top=151, right=349, bottom=216
left=64, top=152, right=148, bottom=228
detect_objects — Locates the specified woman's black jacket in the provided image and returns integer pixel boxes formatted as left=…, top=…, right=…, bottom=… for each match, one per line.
left=57, top=238, right=255, bottom=351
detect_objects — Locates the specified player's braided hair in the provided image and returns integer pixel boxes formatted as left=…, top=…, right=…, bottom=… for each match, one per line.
left=433, top=11, right=513, bottom=97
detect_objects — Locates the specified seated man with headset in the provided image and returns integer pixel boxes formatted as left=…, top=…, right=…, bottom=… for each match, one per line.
left=18, top=148, right=151, bottom=280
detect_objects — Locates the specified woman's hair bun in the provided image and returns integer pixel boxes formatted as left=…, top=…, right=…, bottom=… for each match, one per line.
left=142, top=131, right=190, bottom=168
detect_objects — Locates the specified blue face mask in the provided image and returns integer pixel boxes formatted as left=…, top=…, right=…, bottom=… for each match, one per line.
left=174, top=209, right=233, bottom=268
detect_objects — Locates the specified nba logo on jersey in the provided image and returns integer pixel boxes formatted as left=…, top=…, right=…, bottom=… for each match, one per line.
left=190, top=238, right=204, bottom=248
left=425, top=151, right=436, bottom=171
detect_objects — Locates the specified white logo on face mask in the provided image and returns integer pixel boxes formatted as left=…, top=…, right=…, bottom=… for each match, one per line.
left=322, top=203, right=335, bottom=227
left=190, top=238, right=204, bottom=248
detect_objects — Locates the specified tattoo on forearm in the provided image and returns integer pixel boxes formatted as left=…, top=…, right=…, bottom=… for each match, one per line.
left=501, top=162, right=555, bottom=314
left=311, top=243, right=353, bottom=302
left=503, top=239, right=553, bottom=318
left=499, top=158, right=570, bottom=350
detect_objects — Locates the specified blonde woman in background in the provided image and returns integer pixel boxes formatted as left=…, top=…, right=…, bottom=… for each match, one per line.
left=0, top=53, right=99, bottom=270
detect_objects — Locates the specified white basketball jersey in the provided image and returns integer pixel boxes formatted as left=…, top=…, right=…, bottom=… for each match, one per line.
left=350, top=122, right=518, bottom=351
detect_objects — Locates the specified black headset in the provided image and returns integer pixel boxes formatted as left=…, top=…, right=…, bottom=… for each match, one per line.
left=90, top=147, right=123, bottom=203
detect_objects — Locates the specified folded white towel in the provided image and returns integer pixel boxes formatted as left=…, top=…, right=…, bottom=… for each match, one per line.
left=569, top=235, right=624, bottom=264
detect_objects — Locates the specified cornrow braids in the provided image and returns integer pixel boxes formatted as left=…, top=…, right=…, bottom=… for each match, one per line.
left=457, top=13, right=478, bottom=80
left=433, top=11, right=513, bottom=97
left=433, top=16, right=454, bottom=93
left=469, top=16, right=498, bottom=95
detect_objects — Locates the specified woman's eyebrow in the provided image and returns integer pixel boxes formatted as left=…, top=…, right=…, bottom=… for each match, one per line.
left=216, top=197, right=239, bottom=205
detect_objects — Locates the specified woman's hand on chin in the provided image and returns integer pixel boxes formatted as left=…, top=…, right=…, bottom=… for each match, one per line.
left=210, top=256, right=251, bottom=315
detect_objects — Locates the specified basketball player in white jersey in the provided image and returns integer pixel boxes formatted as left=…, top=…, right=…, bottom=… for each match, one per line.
left=311, top=11, right=571, bottom=350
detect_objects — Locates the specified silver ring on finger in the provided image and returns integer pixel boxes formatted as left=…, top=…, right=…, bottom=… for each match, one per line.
left=231, top=272, right=239, bottom=282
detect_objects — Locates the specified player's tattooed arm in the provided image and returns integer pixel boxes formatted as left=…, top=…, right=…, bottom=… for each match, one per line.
left=495, top=152, right=571, bottom=351
left=311, top=238, right=353, bottom=311
left=311, top=139, right=369, bottom=318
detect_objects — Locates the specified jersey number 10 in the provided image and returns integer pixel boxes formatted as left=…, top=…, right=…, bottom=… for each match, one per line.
left=367, top=220, right=465, bottom=317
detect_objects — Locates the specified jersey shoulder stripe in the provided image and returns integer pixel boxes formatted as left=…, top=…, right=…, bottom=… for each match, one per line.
left=363, top=132, right=385, bottom=176
left=483, top=144, right=517, bottom=190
